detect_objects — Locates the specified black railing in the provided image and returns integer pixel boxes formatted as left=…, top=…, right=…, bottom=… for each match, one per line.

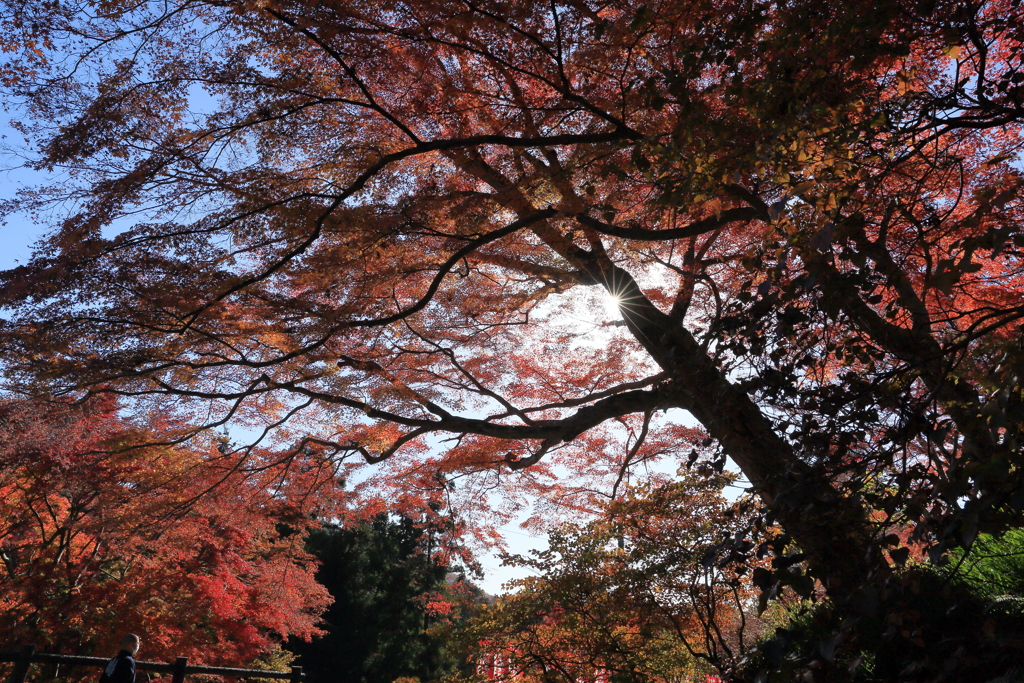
left=1, top=646, right=303, bottom=683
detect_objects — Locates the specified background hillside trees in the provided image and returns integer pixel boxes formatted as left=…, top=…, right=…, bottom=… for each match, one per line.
left=1, top=0, right=1023, bottom=675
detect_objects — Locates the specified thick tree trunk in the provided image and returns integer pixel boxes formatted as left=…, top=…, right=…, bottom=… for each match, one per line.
left=602, top=263, right=875, bottom=596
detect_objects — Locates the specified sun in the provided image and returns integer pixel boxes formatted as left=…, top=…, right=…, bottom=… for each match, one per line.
left=603, top=293, right=622, bottom=319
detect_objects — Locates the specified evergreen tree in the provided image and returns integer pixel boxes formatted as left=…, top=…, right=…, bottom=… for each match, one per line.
left=287, top=516, right=454, bottom=683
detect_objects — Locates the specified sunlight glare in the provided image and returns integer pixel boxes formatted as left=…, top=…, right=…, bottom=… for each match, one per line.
left=604, top=293, right=622, bottom=319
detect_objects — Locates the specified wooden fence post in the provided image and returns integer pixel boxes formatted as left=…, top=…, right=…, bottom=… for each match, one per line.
left=7, top=645, right=35, bottom=683
left=170, top=658, right=188, bottom=683
left=289, top=666, right=302, bottom=683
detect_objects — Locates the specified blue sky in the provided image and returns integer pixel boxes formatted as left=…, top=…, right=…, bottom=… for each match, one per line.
left=0, top=97, right=59, bottom=272
left=0, top=128, right=45, bottom=269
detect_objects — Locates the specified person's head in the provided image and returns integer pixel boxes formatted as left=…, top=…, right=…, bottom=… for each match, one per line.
left=120, top=634, right=140, bottom=655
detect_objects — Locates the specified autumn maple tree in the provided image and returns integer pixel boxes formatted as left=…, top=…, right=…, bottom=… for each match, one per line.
left=457, top=473, right=765, bottom=683
left=0, top=397, right=330, bottom=664
left=1, top=0, right=1024, bottom=674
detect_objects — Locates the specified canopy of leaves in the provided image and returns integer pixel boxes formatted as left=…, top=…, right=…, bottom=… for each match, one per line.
left=1, top=0, right=1023, bottom=674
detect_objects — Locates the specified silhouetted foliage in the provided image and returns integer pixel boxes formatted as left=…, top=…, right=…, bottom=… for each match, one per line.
left=743, top=530, right=1024, bottom=682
